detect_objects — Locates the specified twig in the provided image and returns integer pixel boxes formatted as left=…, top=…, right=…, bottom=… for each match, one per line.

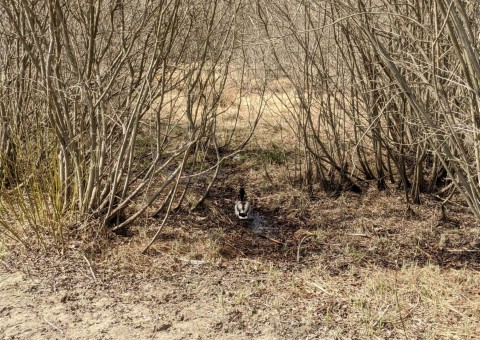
left=259, top=234, right=284, bottom=245
left=306, top=280, right=332, bottom=295
left=416, top=246, right=433, bottom=259
left=225, top=241, right=247, bottom=257
left=445, top=303, right=466, bottom=318
left=297, top=235, right=314, bottom=262
left=373, top=304, right=391, bottom=328
left=43, top=317, right=64, bottom=335
left=82, top=254, right=97, bottom=282
left=6, top=173, right=33, bottom=193
left=178, top=258, right=208, bottom=265
left=346, top=233, right=371, bottom=238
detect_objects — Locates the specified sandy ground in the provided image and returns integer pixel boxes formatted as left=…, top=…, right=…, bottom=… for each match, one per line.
left=1, top=259, right=283, bottom=339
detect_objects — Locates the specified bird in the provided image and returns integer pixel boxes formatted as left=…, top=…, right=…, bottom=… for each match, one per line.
left=235, top=186, right=252, bottom=220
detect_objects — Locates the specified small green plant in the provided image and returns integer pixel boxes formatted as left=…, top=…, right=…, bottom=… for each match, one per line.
left=267, top=262, right=281, bottom=277
left=262, top=142, right=287, bottom=165
left=235, top=291, right=246, bottom=305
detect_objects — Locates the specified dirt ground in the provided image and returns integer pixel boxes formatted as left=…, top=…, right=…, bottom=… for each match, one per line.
left=2, top=170, right=480, bottom=339
left=2, top=116, right=480, bottom=339
left=0, top=256, right=286, bottom=340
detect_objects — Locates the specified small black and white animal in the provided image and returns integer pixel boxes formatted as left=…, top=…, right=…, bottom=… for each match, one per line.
left=235, top=186, right=252, bottom=220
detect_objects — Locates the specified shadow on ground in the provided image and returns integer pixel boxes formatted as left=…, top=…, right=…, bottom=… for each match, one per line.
left=174, top=182, right=480, bottom=273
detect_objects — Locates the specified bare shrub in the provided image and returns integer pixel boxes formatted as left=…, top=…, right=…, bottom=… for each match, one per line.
left=256, top=0, right=480, bottom=216
left=0, top=0, right=262, bottom=250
